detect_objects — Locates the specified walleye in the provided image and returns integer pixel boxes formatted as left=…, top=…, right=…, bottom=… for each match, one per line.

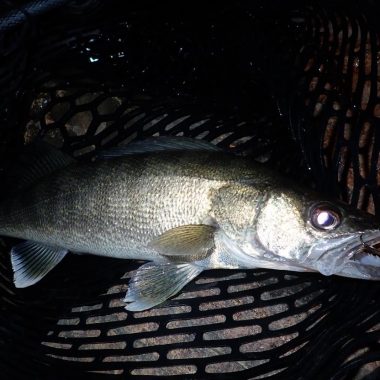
left=0, top=137, right=380, bottom=311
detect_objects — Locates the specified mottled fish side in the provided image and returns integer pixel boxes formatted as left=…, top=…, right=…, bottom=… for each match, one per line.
left=2, top=137, right=380, bottom=311
left=0, top=151, right=264, bottom=260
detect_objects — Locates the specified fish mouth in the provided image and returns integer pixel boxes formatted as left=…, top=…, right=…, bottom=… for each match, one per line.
left=351, top=232, right=380, bottom=268
left=306, top=230, right=380, bottom=279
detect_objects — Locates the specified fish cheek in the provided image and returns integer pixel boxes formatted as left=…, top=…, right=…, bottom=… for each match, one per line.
left=256, top=195, right=307, bottom=259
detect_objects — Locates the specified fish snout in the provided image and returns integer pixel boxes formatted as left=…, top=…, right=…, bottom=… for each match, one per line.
left=305, top=231, right=380, bottom=279
left=344, top=232, right=380, bottom=279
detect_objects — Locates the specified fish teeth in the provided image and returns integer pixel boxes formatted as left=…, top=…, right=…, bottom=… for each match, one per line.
left=359, top=253, right=380, bottom=267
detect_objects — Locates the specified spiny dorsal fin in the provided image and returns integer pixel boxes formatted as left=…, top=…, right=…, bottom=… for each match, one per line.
left=150, top=224, right=216, bottom=262
left=97, top=136, right=222, bottom=159
left=7, top=142, right=75, bottom=192
left=11, top=240, right=68, bottom=288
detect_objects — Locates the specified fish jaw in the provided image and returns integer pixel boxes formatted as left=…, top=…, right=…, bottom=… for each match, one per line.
left=300, top=230, right=380, bottom=280
left=211, top=228, right=380, bottom=280
left=207, top=229, right=315, bottom=273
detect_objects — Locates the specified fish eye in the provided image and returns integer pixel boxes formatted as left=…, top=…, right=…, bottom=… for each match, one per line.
left=310, top=203, right=341, bottom=231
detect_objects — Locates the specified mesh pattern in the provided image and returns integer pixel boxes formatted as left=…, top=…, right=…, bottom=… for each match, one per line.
left=1, top=247, right=380, bottom=379
left=0, top=0, right=70, bottom=32
left=0, top=1, right=380, bottom=379
left=290, top=3, right=380, bottom=214
left=22, top=85, right=275, bottom=160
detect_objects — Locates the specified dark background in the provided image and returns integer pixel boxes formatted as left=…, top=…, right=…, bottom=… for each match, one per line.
left=0, top=1, right=379, bottom=379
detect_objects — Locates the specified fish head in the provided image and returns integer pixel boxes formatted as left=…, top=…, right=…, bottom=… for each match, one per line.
left=249, top=186, right=380, bottom=279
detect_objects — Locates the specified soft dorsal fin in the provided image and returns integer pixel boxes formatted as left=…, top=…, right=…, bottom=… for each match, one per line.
left=97, top=136, right=222, bottom=159
left=6, top=142, right=75, bottom=192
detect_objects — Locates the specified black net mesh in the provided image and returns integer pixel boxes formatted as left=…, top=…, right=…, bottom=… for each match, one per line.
left=290, top=2, right=380, bottom=212
left=0, top=1, right=380, bottom=379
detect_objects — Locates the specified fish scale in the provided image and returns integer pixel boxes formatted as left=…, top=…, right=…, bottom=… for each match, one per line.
left=1, top=138, right=380, bottom=311
left=1, top=153, right=230, bottom=258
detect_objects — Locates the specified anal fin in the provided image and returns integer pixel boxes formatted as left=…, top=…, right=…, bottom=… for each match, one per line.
left=124, top=262, right=203, bottom=311
left=11, top=241, right=68, bottom=288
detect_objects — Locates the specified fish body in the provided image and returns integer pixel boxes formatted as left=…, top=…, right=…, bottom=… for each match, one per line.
left=1, top=150, right=266, bottom=263
left=1, top=138, right=380, bottom=311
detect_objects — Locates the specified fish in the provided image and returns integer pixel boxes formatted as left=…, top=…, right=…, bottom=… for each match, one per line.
left=0, top=137, right=380, bottom=311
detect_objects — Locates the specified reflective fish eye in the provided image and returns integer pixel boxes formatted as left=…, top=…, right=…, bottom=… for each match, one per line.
left=310, top=203, right=341, bottom=231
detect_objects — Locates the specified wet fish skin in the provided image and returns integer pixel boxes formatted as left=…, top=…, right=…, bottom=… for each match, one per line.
left=0, top=139, right=380, bottom=311
left=0, top=151, right=265, bottom=260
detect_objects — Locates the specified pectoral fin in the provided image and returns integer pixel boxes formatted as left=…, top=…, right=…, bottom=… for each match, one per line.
left=124, top=262, right=203, bottom=311
left=150, top=224, right=216, bottom=262
left=11, top=241, right=68, bottom=288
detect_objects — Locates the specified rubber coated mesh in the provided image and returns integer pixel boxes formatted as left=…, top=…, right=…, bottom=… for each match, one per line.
left=0, top=1, right=379, bottom=380
left=290, top=3, right=380, bottom=214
